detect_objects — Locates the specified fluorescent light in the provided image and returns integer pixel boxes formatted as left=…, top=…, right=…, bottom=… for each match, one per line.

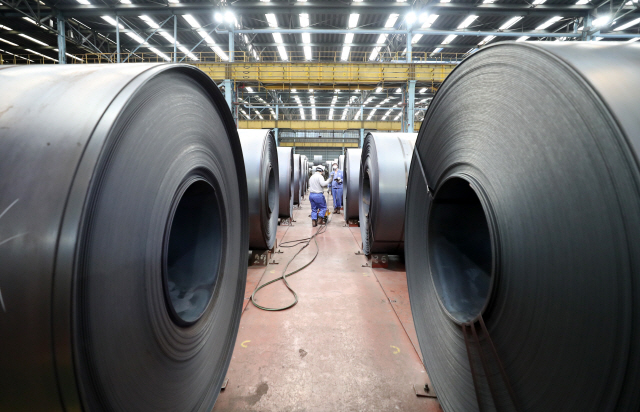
left=349, top=14, right=360, bottom=28
left=536, top=16, right=562, bottom=30
left=246, top=87, right=254, bottom=93
left=300, top=14, right=310, bottom=28
left=120, top=0, right=131, bottom=3
left=140, top=15, right=159, bottom=29
left=458, top=15, right=478, bottom=29
left=412, top=34, right=423, bottom=43
left=627, top=37, right=640, bottom=42
left=575, top=0, right=589, bottom=3
left=277, top=45, right=288, bottom=60
left=341, top=46, right=351, bottom=61
left=420, top=14, right=439, bottom=28
left=197, top=30, right=216, bottom=45
left=302, top=33, right=311, bottom=43
left=516, top=36, right=530, bottom=42
left=0, top=37, right=18, bottom=46
left=18, top=34, right=47, bottom=46
left=101, top=16, right=124, bottom=30
left=76, top=0, right=90, bottom=4
left=592, top=15, right=611, bottom=27
left=483, top=0, right=496, bottom=3
left=273, top=33, right=284, bottom=44
left=24, top=48, right=57, bottom=61
left=266, top=14, right=278, bottom=28
left=292, top=89, right=297, bottom=92
left=159, top=31, right=176, bottom=44
left=0, top=24, right=12, bottom=30
left=430, top=47, right=443, bottom=56
left=212, top=46, right=228, bottom=60
left=304, top=45, right=312, bottom=60
left=419, top=88, right=427, bottom=93
left=376, top=87, right=383, bottom=93
left=214, top=12, right=223, bottom=23
left=614, top=17, right=640, bottom=31
left=442, top=34, right=457, bottom=44
left=345, top=33, right=354, bottom=44
left=385, top=14, right=399, bottom=28
left=376, top=34, right=388, bottom=44
left=183, top=15, right=201, bottom=28
left=406, top=12, right=417, bottom=25
left=126, top=32, right=146, bottom=44
left=479, top=35, right=495, bottom=45
left=369, top=47, right=380, bottom=61
left=500, top=16, right=523, bottom=30
left=168, top=0, right=179, bottom=3
left=533, top=0, right=546, bottom=4
left=148, top=47, right=171, bottom=61
left=179, top=45, right=198, bottom=61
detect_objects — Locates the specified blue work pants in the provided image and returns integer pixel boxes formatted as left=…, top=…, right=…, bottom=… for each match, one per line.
left=332, top=186, right=343, bottom=208
left=309, top=192, right=327, bottom=220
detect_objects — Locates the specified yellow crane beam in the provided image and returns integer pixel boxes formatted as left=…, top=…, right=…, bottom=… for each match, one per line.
left=196, top=62, right=455, bottom=86
left=237, top=120, right=422, bottom=132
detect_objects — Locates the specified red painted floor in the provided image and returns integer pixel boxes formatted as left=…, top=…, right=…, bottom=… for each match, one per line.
left=214, top=192, right=442, bottom=412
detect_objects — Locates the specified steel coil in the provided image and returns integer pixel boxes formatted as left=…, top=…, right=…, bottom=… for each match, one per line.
left=338, top=154, right=345, bottom=172
left=0, top=64, right=248, bottom=411
left=277, top=147, right=294, bottom=219
left=406, top=43, right=640, bottom=412
left=300, top=155, right=308, bottom=196
left=343, top=149, right=362, bottom=221
left=293, top=154, right=301, bottom=205
left=238, top=129, right=279, bottom=250
left=359, top=132, right=416, bottom=255
left=314, top=155, right=323, bottom=164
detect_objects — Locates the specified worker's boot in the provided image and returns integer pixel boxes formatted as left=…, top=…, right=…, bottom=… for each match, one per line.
left=323, top=217, right=328, bottom=225
left=312, top=219, right=317, bottom=227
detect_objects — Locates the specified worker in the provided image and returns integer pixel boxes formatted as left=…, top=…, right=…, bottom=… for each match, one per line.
left=309, top=165, right=333, bottom=227
left=331, top=162, right=344, bottom=214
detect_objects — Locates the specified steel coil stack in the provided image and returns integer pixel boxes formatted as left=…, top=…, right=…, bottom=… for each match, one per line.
left=277, top=147, right=294, bottom=219
left=343, top=148, right=362, bottom=222
left=238, top=129, right=279, bottom=250
left=0, top=64, right=248, bottom=411
left=293, top=153, right=302, bottom=206
left=406, top=43, right=640, bottom=412
left=359, top=132, right=416, bottom=255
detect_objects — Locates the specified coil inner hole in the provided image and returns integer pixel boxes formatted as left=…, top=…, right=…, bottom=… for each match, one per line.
left=165, top=180, right=222, bottom=326
left=428, top=177, right=493, bottom=324
left=267, top=166, right=277, bottom=215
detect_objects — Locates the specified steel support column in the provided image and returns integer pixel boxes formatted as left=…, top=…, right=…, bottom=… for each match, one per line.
left=116, top=15, right=120, bottom=63
left=57, top=14, right=66, bottom=64
left=407, top=80, right=416, bottom=132
left=360, top=105, right=364, bottom=147
left=229, top=28, right=234, bottom=62
left=173, top=15, right=177, bottom=62
left=224, top=79, right=233, bottom=112
left=406, top=31, right=411, bottom=63
left=275, top=104, right=279, bottom=145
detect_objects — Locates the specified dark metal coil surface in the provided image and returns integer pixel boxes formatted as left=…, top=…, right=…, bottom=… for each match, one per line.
left=293, top=154, right=301, bottom=205
left=338, top=155, right=345, bottom=172
left=0, top=64, right=249, bottom=411
left=406, top=42, right=640, bottom=412
left=359, top=132, right=416, bottom=255
left=277, top=147, right=294, bottom=219
left=343, top=149, right=362, bottom=221
left=238, top=129, right=279, bottom=250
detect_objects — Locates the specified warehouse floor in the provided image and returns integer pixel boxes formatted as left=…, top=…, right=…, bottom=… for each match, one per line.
left=213, top=193, right=443, bottom=412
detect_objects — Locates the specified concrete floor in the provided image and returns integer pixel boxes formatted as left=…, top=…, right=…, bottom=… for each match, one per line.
left=214, top=192, right=443, bottom=412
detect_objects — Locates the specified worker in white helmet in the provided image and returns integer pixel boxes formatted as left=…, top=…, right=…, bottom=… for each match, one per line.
left=308, top=165, right=333, bottom=227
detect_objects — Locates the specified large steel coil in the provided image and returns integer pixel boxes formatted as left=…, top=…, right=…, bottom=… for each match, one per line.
left=314, top=155, right=323, bottom=164
left=300, top=155, right=308, bottom=196
left=238, top=129, right=279, bottom=250
left=277, top=147, right=294, bottom=219
left=338, top=154, right=345, bottom=172
left=0, top=64, right=249, bottom=411
left=343, top=149, right=362, bottom=221
left=359, top=132, right=416, bottom=255
left=293, top=153, right=301, bottom=205
left=406, top=43, right=640, bottom=412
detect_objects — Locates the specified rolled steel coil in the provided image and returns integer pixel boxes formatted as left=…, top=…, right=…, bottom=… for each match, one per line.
left=277, top=147, right=294, bottom=219
left=359, top=132, right=416, bottom=255
left=238, top=129, right=279, bottom=250
left=406, top=43, right=640, bottom=412
left=343, top=148, right=362, bottom=221
left=300, top=155, right=308, bottom=195
left=0, top=64, right=249, bottom=411
left=314, top=155, right=323, bottom=164
left=338, top=154, right=345, bottom=172
left=293, top=153, right=301, bottom=205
